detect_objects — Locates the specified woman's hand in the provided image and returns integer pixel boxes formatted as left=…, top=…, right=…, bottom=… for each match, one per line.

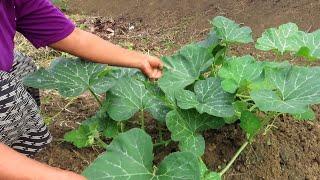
left=134, top=53, right=163, bottom=79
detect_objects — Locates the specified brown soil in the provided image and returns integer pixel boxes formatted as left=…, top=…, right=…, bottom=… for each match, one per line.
left=33, top=0, right=320, bottom=179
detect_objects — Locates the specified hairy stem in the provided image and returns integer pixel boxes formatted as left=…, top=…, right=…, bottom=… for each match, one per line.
left=236, top=94, right=251, bottom=99
left=219, top=141, right=249, bottom=176
left=249, top=105, right=257, bottom=112
left=140, top=109, right=145, bottom=130
left=153, top=140, right=172, bottom=148
left=52, top=97, right=77, bottom=120
left=159, top=127, right=163, bottom=142
left=88, top=88, right=102, bottom=106
left=95, top=136, right=107, bottom=149
left=120, top=122, right=125, bottom=133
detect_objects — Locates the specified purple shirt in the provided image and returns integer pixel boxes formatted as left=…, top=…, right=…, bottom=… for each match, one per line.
left=0, top=0, right=75, bottom=72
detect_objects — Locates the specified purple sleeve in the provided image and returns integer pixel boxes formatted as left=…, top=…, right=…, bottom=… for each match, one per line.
left=15, top=0, right=75, bottom=48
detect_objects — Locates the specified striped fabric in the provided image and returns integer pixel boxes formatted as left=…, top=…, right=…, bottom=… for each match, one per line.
left=0, top=52, right=52, bottom=156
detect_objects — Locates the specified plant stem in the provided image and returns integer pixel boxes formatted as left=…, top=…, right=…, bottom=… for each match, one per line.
left=88, top=88, right=102, bottom=106
left=249, top=105, right=257, bottom=112
left=52, top=97, right=77, bottom=120
left=120, top=122, right=125, bottom=133
left=95, top=137, right=107, bottom=149
left=236, top=94, right=251, bottom=99
left=159, top=127, right=163, bottom=142
left=140, top=109, right=145, bottom=130
left=219, top=141, right=249, bottom=176
left=153, top=140, right=172, bottom=148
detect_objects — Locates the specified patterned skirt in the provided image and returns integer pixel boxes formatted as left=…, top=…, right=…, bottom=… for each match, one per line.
left=0, top=52, right=52, bottom=156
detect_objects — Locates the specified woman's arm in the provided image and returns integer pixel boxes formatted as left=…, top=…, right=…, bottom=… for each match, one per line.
left=50, top=28, right=163, bottom=79
left=0, top=143, right=85, bottom=180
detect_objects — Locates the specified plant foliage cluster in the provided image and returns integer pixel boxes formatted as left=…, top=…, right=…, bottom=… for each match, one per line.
left=24, top=16, right=320, bottom=179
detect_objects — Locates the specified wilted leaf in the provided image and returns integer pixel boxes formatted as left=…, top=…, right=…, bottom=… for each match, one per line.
left=83, top=128, right=201, bottom=180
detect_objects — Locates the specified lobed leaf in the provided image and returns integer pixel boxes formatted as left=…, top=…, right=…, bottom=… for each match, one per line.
left=251, top=65, right=320, bottom=114
left=176, top=77, right=235, bottom=117
left=212, top=16, right=253, bottom=44
left=83, top=128, right=201, bottom=180
left=256, top=23, right=300, bottom=54
left=104, top=77, right=169, bottom=122
left=158, top=44, right=214, bottom=101
left=166, top=109, right=224, bottom=156
left=24, top=58, right=114, bottom=97
left=295, top=30, right=320, bottom=60
left=218, top=55, right=265, bottom=93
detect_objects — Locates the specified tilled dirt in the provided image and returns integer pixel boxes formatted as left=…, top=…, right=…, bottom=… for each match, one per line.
left=34, top=0, right=320, bottom=179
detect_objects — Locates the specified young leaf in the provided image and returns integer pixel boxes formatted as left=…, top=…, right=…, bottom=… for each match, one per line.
left=218, top=55, right=265, bottom=93
left=295, top=30, right=320, bottom=60
left=175, top=77, right=235, bottom=117
left=82, top=128, right=201, bottom=180
left=81, top=106, right=119, bottom=138
left=256, top=23, right=300, bottom=54
left=240, top=111, right=262, bottom=139
left=251, top=66, right=320, bottom=114
left=104, top=77, right=169, bottom=122
left=212, top=16, right=253, bottom=44
left=24, top=58, right=114, bottom=97
left=158, top=44, right=214, bottom=100
left=166, top=109, right=224, bottom=156
left=293, top=108, right=316, bottom=121
left=64, top=124, right=99, bottom=148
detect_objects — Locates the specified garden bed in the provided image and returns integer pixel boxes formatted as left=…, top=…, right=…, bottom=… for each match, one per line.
left=26, top=0, right=320, bottom=179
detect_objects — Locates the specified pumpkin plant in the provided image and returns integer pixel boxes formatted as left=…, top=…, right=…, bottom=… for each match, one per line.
left=24, top=16, right=320, bottom=180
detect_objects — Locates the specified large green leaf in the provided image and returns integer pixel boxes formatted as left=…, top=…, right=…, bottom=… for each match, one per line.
left=24, top=58, right=114, bottom=97
left=104, top=77, right=169, bottom=122
left=83, top=128, right=201, bottom=180
left=295, top=30, right=320, bottom=60
left=176, top=77, right=234, bottom=117
left=218, top=55, right=264, bottom=93
left=212, top=16, right=253, bottom=44
left=256, top=23, right=300, bottom=54
left=158, top=44, right=214, bottom=100
left=251, top=66, right=320, bottom=114
left=166, top=109, right=224, bottom=156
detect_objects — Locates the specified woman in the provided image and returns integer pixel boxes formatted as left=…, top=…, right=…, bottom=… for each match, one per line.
left=0, top=0, right=163, bottom=179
